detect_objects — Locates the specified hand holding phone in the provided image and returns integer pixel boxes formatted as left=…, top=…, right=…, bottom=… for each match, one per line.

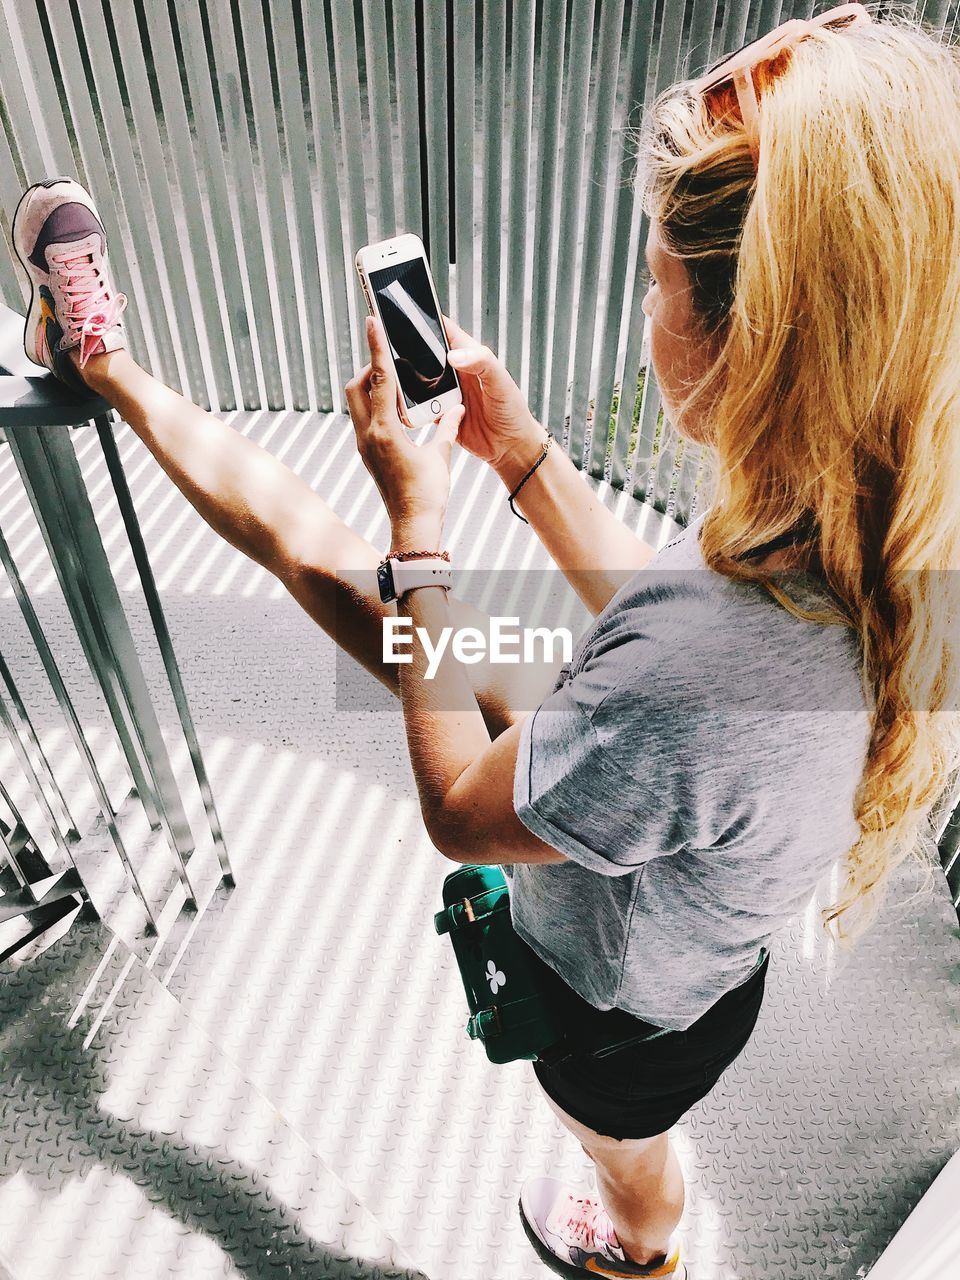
left=440, top=313, right=545, bottom=472
left=355, top=233, right=463, bottom=429
left=345, top=313, right=463, bottom=549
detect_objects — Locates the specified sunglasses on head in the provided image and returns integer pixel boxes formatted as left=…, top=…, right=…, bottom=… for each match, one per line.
left=690, top=3, right=873, bottom=168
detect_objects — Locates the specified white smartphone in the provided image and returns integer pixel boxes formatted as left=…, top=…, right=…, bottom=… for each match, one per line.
left=355, top=232, right=463, bottom=429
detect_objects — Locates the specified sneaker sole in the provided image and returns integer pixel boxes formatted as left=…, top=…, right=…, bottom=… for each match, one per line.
left=10, top=176, right=95, bottom=373
left=518, top=1197, right=686, bottom=1280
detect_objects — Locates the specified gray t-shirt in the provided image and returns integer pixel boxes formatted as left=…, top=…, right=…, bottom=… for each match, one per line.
left=510, top=509, right=871, bottom=1031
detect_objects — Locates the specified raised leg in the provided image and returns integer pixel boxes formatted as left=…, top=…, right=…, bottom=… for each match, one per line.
left=77, top=350, right=563, bottom=737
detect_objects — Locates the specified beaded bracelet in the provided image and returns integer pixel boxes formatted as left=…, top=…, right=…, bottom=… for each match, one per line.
left=386, top=548, right=452, bottom=562
left=507, top=434, right=553, bottom=524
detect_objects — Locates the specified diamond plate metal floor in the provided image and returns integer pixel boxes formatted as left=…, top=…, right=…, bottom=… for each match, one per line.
left=0, top=913, right=428, bottom=1279
left=2, top=409, right=959, bottom=1279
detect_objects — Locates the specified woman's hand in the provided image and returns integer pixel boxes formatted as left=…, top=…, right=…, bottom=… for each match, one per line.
left=442, top=314, right=547, bottom=473
left=345, top=315, right=464, bottom=549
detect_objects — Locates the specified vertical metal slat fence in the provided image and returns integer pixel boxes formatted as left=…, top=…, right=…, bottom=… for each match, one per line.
left=1, top=1, right=948, bottom=517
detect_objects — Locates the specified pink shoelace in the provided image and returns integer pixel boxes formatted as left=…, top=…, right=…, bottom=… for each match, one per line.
left=48, top=249, right=127, bottom=367
left=560, top=1195, right=622, bottom=1255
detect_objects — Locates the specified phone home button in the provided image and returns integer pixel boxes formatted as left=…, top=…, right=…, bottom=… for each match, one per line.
left=430, top=399, right=442, bottom=414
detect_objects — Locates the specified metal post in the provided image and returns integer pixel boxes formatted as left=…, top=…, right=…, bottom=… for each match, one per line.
left=95, top=414, right=233, bottom=885
left=3, top=417, right=198, bottom=908
left=0, top=522, right=163, bottom=930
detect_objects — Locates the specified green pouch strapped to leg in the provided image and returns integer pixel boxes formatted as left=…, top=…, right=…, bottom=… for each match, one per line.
left=434, top=864, right=675, bottom=1065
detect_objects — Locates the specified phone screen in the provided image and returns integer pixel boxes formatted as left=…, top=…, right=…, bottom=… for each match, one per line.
left=367, top=257, right=458, bottom=409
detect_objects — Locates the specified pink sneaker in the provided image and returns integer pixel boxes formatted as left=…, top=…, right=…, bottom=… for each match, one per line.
left=11, top=176, right=127, bottom=390
left=520, top=1177, right=686, bottom=1278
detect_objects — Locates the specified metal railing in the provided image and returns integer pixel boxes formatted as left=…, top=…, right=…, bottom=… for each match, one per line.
left=0, top=305, right=232, bottom=947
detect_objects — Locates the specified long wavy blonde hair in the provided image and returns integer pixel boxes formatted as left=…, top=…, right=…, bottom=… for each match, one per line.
left=631, top=6, right=960, bottom=946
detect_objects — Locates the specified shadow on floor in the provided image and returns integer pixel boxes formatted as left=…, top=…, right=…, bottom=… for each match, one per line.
left=0, top=919, right=428, bottom=1280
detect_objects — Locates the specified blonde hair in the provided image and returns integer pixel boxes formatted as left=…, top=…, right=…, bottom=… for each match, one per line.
left=631, top=5, right=960, bottom=946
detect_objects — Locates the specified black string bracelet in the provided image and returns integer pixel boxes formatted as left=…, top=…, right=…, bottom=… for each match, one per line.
left=507, top=435, right=553, bottom=523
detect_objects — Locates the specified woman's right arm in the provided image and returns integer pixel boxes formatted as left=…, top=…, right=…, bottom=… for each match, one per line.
left=443, top=316, right=660, bottom=616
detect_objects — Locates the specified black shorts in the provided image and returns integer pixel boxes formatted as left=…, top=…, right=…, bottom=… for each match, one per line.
left=532, top=953, right=770, bottom=1140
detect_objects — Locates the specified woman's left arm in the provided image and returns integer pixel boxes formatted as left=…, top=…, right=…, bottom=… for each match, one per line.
left=345, top=316, right=567, bottom=866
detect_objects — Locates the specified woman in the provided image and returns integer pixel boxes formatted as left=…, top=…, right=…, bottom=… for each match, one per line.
left=10, top=7, right=960, bottom=1278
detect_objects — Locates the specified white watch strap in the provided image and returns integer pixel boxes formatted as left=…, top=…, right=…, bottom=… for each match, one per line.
left=391, top=557, right=452, bottom=599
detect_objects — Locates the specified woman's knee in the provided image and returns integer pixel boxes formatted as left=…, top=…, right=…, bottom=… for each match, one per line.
left=581, top=1127, right=667, bottom=1166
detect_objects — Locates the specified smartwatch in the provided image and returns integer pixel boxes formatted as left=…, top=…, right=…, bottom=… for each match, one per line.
left=377, top=556, right=453, bottom=604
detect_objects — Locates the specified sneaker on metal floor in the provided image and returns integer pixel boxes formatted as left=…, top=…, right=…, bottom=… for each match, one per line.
left=520, top=1177, right=686, bottom=1279
left=11, top=176, right=127, bottom=391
